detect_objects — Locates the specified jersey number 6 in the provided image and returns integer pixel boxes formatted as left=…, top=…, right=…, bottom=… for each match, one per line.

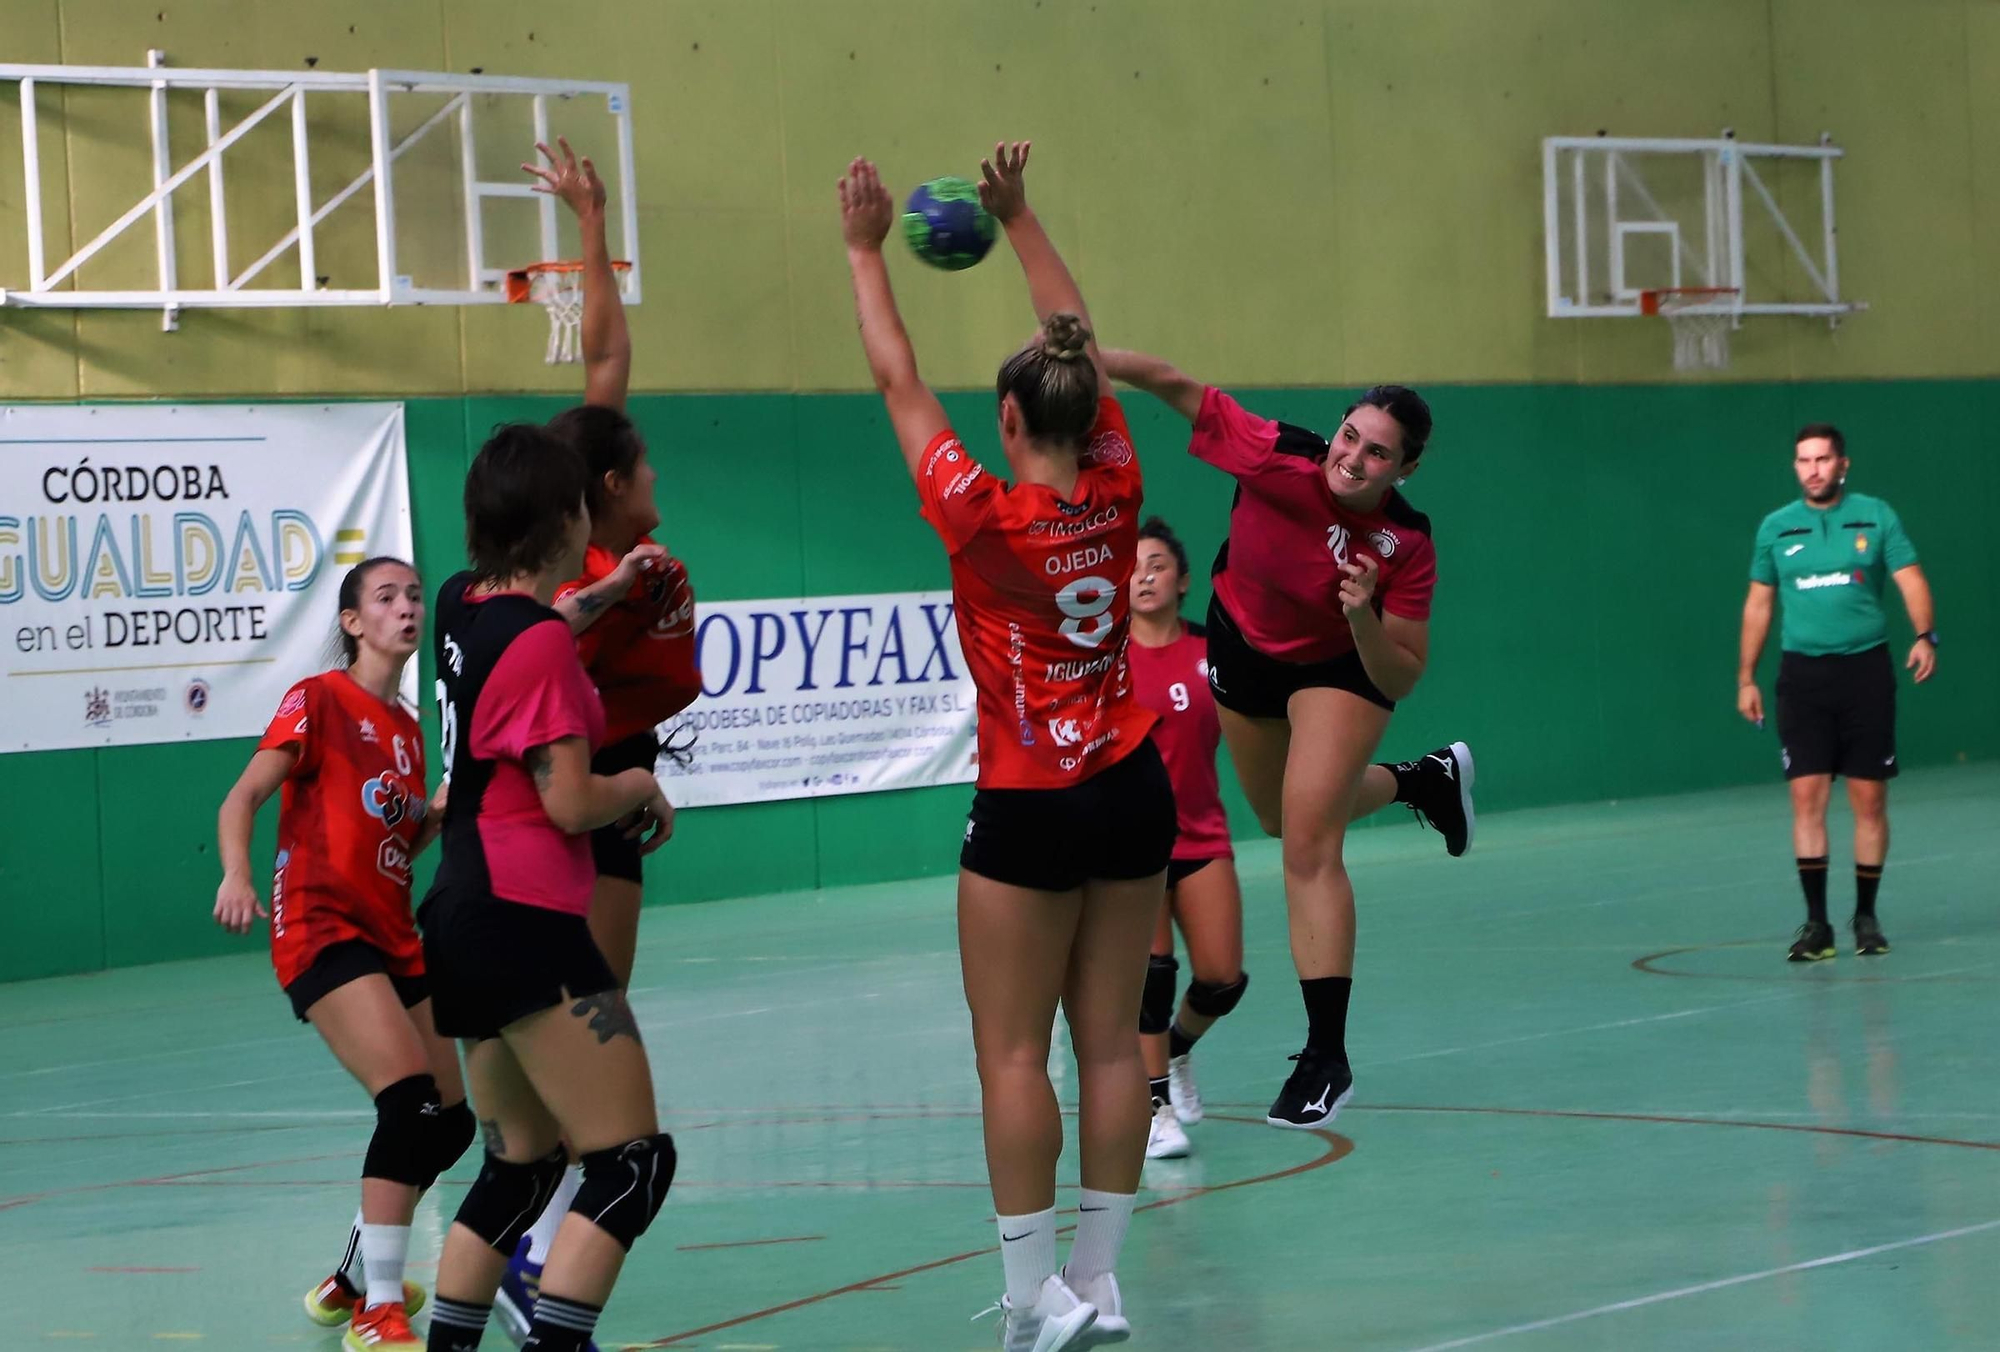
left=1056, top=574, right=1117, bottom=650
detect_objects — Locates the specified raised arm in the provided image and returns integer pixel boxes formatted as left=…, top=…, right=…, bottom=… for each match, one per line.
left=526, top=137, right=630, bottom=412
left=1100, top=348, right=1205, bottom=423
left=977, top=142, right=1107, bottom=388
left=840, top=157, right=950, bottom=475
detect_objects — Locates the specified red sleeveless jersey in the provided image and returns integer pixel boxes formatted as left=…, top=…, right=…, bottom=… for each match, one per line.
left=1127, top=625, right=1231, bottom=860
left=914, top=397, right=1157, bottom=790
left=256, top=671, right=427, bottom=986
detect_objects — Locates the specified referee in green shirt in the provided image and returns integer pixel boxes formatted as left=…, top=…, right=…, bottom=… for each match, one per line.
left=1737, top=424, right=1937, bottom=962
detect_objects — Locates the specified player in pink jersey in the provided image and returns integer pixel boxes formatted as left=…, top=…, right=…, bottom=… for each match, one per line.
left=1105, top=350, right=1474, bottom=1133
left=842, top=144, right=1156, bottom=1351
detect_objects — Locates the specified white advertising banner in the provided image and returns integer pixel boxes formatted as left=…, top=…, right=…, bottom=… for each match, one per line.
left=658, top=589, right=977, bottom=807
left=0, top=403, right=413, bottom=753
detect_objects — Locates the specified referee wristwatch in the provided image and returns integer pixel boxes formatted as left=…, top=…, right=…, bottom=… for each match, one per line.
left=1916, top=630, right=1940, bottom=646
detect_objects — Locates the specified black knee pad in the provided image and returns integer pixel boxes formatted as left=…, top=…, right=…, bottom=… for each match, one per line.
left=419, top=1100, right=477, bottom=1189
left=1185, top=970, right=1249, bottom=1021
left=571, top=1133, right=677, bottom=1251
left=454, top=1145, right=568, bottom=1254
left=1140, top=954, right=1180, bottom=1035
left=362, top=1074, right=442, bottom=1187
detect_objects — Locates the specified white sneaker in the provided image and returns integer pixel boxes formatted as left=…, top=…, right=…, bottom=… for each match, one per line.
left=978, top=1273, right=1098, bottom=1352
left=1145, top=1100, right=1191, bottom=1159
left=1064, top=1269, right=1131, bottom=1346
left=1167, top=1051, right=1203, bottom=1124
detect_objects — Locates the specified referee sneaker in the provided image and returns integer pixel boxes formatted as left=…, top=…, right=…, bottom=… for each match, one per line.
left=1737, top=424, right=1937, bottom=962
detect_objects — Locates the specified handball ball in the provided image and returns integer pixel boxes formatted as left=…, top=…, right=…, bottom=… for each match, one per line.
left=902, top=177, right=996, bottom=271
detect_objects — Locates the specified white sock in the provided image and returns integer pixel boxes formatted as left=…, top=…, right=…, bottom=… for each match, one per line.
left=1066, top=1188, right=1136, bottom=1285
left=359, top=1223, right=410, bottom=1309
left=336, top=1207, right=365, bottom=1287
left=995, top=1207, right=1058, bottom=1310
left=525, top=1165, right=583, bottom=1264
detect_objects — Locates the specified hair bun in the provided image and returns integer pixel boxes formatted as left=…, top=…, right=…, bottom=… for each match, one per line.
left=1039, top=312, right=1092, bottom=362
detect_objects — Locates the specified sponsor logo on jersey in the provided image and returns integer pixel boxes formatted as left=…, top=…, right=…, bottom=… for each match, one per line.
left=377, top=837, right=412, bottom=886
left=277, top=686, right=308, bottom=719
left=1368, top=529, right=1397, bottom=558
left=923, top=438, right=965, bottom=478
left=1794, top=571, right=1859, bottom=591
left=944, top=465, right=985, bottom=499
left=1028, top=504, right=1121, bottom=538
left=358, top=718, right=379, bottom=744
left=1048, top=716, right=1084, bottom=746
left=361, top=772, right=416, bottom=829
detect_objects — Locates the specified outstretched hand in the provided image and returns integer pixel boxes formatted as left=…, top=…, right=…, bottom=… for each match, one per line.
left=977, top=141, right=1031, bottom=222
left=839, top=158, right=894, bottom=250
left=523, top=136, right=605, bottom=218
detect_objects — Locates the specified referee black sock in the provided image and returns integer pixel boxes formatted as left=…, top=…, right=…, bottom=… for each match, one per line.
left=1856, top=863, right=1884, bottom=918
left=1797, top=856, right=1830, bottom=926
left=1300, top=977, right=1353, bottom=1061
left=426, top=1296, right=491, bottom=1351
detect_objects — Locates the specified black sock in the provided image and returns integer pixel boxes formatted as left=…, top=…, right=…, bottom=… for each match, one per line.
left=1797, top=856, right=1829, bottom=925
left=1167, top=1021, right=1197, bottom=1059
left=1300, top=977, right=1353, bottom=1060
left=426, top=1297, right=491, bottom=1351
left=1856, top=863, right=1883, bottom=918
left=1149, top=1075, right=1171, bottom=1109
left=1385, top=760, right=1421, bottom=805
left=526, top=1294, right=604, bottom=1352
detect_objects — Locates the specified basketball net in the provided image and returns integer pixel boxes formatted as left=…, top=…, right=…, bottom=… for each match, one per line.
left=1641, top=288, right=1738, bottom=372
left=505, top=261, right=632, bottom=365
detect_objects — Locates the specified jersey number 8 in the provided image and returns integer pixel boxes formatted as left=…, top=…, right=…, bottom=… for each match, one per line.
left=1056, top=574, right=1117, bottom=650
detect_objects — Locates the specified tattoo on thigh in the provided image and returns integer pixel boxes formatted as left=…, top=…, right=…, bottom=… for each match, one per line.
left=479, top=1117, right=505, bottom=1154
left=570, top=990, right=641, bottom=1045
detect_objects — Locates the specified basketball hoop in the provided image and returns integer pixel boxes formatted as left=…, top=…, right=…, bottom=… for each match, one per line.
left=505, top=260, right=632, bottom=365
left=1640, top=287, right=1739, bottom=372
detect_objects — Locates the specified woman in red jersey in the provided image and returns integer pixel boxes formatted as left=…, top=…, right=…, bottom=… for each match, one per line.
left=1104, top=350, right=1471, bottom=1133
left=214, top=557, right=472, bottom=1352
left=418, top=424, right=678, bottom=1352
left=841, top=145, right=1167, bottom=1352
left=1124, top=518, right=1241, bottom=1163
left=499, top=142, right=702, bottom=1336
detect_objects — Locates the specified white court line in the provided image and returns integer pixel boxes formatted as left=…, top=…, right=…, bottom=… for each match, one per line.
left=1402, top=1217, right=2000, bottom=1351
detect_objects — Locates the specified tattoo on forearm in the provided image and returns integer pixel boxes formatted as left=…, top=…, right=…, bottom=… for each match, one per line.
left=575, top=592, right=609, bottom=617
left=479, top=1117, right=505, bottom=1155
left=524, top=746, right=554, bottom=790
left=571, top=990, right=642, bottom=1045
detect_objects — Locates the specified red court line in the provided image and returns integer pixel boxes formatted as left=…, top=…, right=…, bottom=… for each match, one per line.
left=677, top=1235, right=825, bottom=1253
left=631, top=1111, right=1349, bottom=1348
left=0, top=1151, right=358, bottom=1213
left=1349, top=1103, right=2000, bottom=1152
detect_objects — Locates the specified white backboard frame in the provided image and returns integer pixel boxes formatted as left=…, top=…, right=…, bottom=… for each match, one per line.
left=1543, top=133, right=1862, bottom=324
left=0, top=54, right=640, bottom=328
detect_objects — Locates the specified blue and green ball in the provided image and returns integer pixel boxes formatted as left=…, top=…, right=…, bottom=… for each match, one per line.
left=902, top=177, right=997, bottom=271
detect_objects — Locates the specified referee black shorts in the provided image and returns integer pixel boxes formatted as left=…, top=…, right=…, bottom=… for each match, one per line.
left=1775, top=645, right=1898, bottom=782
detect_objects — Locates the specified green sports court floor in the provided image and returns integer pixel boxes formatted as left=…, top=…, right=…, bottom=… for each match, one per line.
left=5, top=762, right=1998, bottom=1350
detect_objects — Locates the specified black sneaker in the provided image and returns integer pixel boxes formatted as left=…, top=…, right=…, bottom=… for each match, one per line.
left=1397, top=741, right=1475, bottom=857
left=1787, top=920, right=1836, bottom=962
left=1266, top=1049, right=1354, bottom=1129
left=1853, top=914, right=1890, bottom=956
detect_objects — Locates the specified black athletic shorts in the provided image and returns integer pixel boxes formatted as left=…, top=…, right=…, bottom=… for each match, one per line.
left=590, top=732, right=662, bottom=885
left=960, top=737, right=1177, bottom=892
left=1204, top=595, right=1394, bottom=719
left=1167, top=856, right=1220, bottom=888
left=1776, top=645, right=1898, bottom=781
left=418, top=890, right=619, bottom=1041
left=283, top=939, right=428, bottom=1023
